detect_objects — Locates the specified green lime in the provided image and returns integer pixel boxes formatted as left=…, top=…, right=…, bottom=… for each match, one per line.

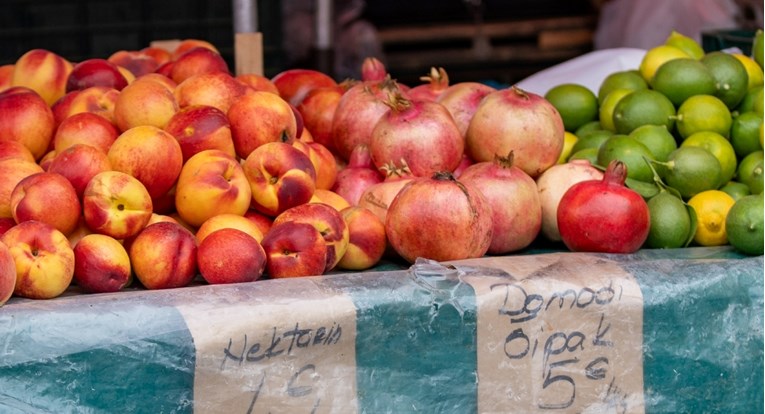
left=545, top=83, right=599, bottom=132
left=681, top=131, right=738, bottom=187
left=674, top=94, right=733, bottom=139
left=612, top=89, right=676, bottom=135
left=720, top=180, right=752, bottom=201
left=570, top=129, right=613, bottom=155
left=597, top=135, right=655, bottom=182
left=639, top=44, right=691, bottom=83
left=568, top=147, right=600, bottom=165
left=599, top=88, right=633, bottom=132
left=575, top=120, right=603, bottom=137
left=597, top=70, right=648, bottom=104
left=664, top=30, right=706, bottom=60
left=628, top=124, right=678, bottom=162
left=650, top=58, right=717, bottom=106
left=731, top=111, right=764, bottom=159
left=737, top=150, right=764, bottom=194
left=661, top=146, right=723, bottom=199
left=700, top=51, right=750, bottom=110
left=735, top=85, right=764, bottom=116
left=645, top=191, right=693, bottom=249
left=753, top=29, right=764, bottom=70
left=725, top=194, right=764, bottom=255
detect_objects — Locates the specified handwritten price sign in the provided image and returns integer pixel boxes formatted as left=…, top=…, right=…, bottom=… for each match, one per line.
left=458, top=253, right=645, bottom=413
left=177, top=280, right=358, bottom=414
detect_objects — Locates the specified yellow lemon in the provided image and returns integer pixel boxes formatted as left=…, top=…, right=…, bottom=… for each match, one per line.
left=664, top=30, right=706, bottom=60
left=558, top=131, right=578, bottom=164
left=639, top=45, right=691, bottom=83
left=687, top=190, right=736, bottom=246
left=732, top=53, right=764, bottom=89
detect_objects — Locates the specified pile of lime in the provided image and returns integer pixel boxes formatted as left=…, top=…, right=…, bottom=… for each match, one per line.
left=544, top=29, right=764, bottom=255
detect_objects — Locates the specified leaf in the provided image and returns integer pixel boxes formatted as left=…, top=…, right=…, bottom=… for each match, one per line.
left=683, top=202, right=698, bottom=248
left=626, top=177, right=660, bottom=199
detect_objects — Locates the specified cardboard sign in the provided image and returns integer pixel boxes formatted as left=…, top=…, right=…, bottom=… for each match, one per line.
left=176, top=279, right=358, bottom=414
left=454, top=253, right=645, bottom=413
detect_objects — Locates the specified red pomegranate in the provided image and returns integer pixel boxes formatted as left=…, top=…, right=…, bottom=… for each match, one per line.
left=557, top=160, right=650, bottom=253
left=466, top=86, right=564, bottom=178
left=358, top=160, right=415, bottom=224
left=407, top=67, right=450, bottom=102
left=361, top=57, right=388, bottom=82
left=331, top=144, right=384, bottom=206
left=459, top=152, right=542, bottom=254
left=369, top=93, right=464, bottom=177
left=436, top=81, right=496, bottom=137
left=385, top=171, right=493, bottom=263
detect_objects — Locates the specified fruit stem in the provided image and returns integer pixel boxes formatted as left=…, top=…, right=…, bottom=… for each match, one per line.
left=510, top=85, right=529, bottom=100
left=604, top=159, right=628, bottom=186
left=493, top=151, right=515, bottom=169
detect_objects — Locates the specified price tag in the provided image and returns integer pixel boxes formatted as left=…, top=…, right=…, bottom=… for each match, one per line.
left=456, top=253, right=645, bottom=413
left=176, top=279, right=358, bottom=414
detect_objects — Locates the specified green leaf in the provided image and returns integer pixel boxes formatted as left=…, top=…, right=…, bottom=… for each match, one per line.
left=683, top=202, right=698, bottom=247
left=626, top=177, right=660, bottom=199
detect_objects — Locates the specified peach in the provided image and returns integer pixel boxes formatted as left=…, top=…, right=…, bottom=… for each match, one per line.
left=261, top=221, right=327, bottom=278
left=293, top=140, right=338, bottom=190
left=128, top=221, right=197, bottom=290
left=107, top=50, right=161, bottom=78
left=242, top=141, right=316, bottom=217
left=62, top=86, right=121, bottom=125
left=175, top=149, right=252, bottom=228
left=141, top=46, right=173, bottom=66
left=11, top=172, right=81, bottom=236
left=197, top=228, right=266, bottom=284
left=1, top=220, right=75, bottom=299
left=195, top=213, right=265, bottom=244
left=48, top=144, right=113, bottom=199
left=236, top=73, right=279, bottom=95
left=227, top=91, right=298, bottom=159
left=66, top=215, right=92, bottom=248
left=0, top=240, right=15, bottom=306
left=296, top=83, right=347, bottom=152
left=164, top=105, right=236, bottom=162
left=244, top=209, right=273, bottom=236
left=171, top=39, right=220, bottom=60
left=113, top=76, right=179, bottom=131
left=73, top=233, right=131, bottom=293
left=0, top=140, right=36, bottom=163
left=82, top=170, right=153, bottom=239
left=170, top=47, right=229, bottom=85
left=108, top=125, right=183, bottom=199
left=337, top=206, right=387, bottom=270
left=135, top=72, right=177, bottom=90
left=0, top=159, right=44, bottom=218
left=0, top=218, right=16, bottom=237
left=66, top=58, right=129, bottom=92
left=272, top=202, right=349, bottom=272
left=11, top=49, right=73, bottom=105
left=0, top=87, right=56, bottom=160
left=271, top=68, right=338, bottom=107
left=174, top=72, right=248, bottom=113
left=310, top=189, right=350, bottom=212
left=0, top=64, right=15, bottom=92
left=53, top=111, right=119, bottom=154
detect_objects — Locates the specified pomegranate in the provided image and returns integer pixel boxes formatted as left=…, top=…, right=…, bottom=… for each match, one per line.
left=296, top=80, right=355, bottom=153
left=557, top=160, right=650, bottom=253
left=452, top=153, right=475, bottom=179
left=466, top=86, right=564, bottom=178
left=436, top=81, right=496, bottom=137
left=459, top=152, right=541, bottom=254
left=536, top=159, right=604, bottom=242
left=358, top=160, right=415, bottom=224
left=385, top=171, right=493, bottom=263
left=331, top=76, right=402, bottom=161
left=407, top=67, right=450, bottom=102
left=361, top=57, right=388, bottom=82
left=331, top=144, right=384, bottom=206
left=369, top=93, right=464, bottom=177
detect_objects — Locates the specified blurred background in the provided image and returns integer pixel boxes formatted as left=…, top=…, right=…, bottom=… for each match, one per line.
left=0, top=0, right=761, bottom=86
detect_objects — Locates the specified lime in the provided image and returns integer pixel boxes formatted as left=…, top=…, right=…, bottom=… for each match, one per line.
left=732, top=53, right=764, bottom=89
left=599, top=88, right=633, bottom=132
left=720, top=180, right=752, bottom=201
left=737, top=150, right=764, bottom=194
left=700, top=51, right=750, bottom=109
left=575, top=120, right=603, bottom=137
left=597, top=135, right=655, bottom=182
left=661, top=146, right=723, bottom=199
left=680, top=131, right=738, bottom=187
left=725, top=194, right=764, bottom=255
left=687, top=190, right=736, bottom=246
left=568, top=147, right=600, bottom=165
left=645, top=191, right=694, bottom=249
left=570, top=129, right=613, bottom=155
left=735, top=85, right=764, bottom=116
left=731, top=111, right=764, bottom=158
left=597, top=70, right=648, bottom=104
left=753, top=29, right=764, bottom=70
left=664, top=30, right=706, bottom=60
left=674, top=94, right=732, bottom=139
left=639, top=44, right=691, bottom=83
left=558, top=131, right=578, bottom=164
left=545, top=83, right=599, bottom=132
left=628, top=124, right=678, bottom=162
left=612, top=89, right=676, bottom=135
left=650, top=58, right=717, bottom=106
